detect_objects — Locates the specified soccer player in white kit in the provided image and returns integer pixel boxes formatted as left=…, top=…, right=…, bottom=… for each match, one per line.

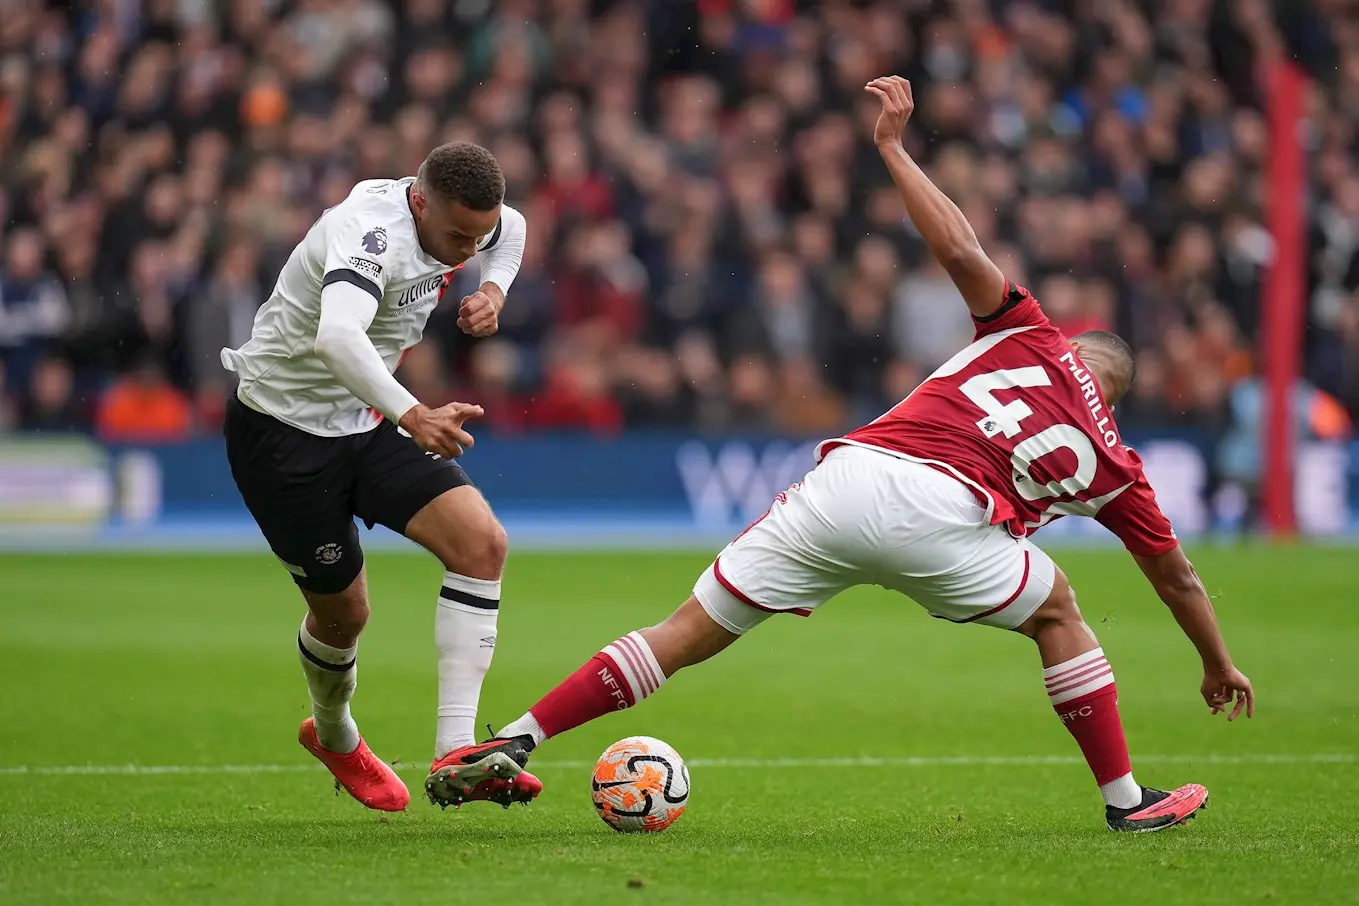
left=461, top=80, right=1256, bottom=832
left=222, top=142, right=540, bottom=812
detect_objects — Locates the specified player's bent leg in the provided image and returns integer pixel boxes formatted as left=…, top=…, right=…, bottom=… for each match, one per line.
left=294, top=567, right=410, bottom=812
left=432, top=597, right=745, bottom=810
left=402, top=485, right=539, bottom=807
left=406, top=486, right=508, bottom=756
left=434, top=470, right=840, bottom=809
left=1014, top=570, right=1207, bottom=832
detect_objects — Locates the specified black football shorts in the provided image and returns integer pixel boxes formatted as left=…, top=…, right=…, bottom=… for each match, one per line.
left=223, top=394, right=470, bottom=594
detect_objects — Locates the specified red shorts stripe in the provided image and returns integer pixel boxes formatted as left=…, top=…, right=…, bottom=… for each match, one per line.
left=961, top=549, right=1032, bottom=624
left=711, top=558, right=812, bottom=618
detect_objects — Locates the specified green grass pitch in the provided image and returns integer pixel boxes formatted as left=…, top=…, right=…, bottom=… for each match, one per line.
left=1, top=546, right=1357, bottom=905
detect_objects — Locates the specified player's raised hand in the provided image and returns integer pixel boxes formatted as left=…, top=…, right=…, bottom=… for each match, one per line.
left=399, top=402, right=484, bottom=458
left=458, top=289, right=502, bottom=337
left=1201, top=665, right=1254, bottom=721
left=865, top=76, right=915, bottom=149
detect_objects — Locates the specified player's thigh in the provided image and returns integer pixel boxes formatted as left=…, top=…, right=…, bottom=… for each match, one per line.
left=350, top=423, right=502, bottom=574
left=223, top=396, right=365, bottom=594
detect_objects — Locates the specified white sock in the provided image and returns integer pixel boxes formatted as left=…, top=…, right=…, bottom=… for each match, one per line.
left=497, top=711, right=546, bottom=746
left=434, top=571, right=500, bottom=759
left=297, top=619, right=360, bottom=755
left=1100, top=773, right=1143, bottom=810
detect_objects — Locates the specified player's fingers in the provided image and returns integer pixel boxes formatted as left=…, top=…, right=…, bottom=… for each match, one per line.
left=449, top=426, right=475, bottom=452
left=1228, top=691, right=1245, bottom=722
left=1245, top=686, right=1255, bottom=718
left=865, top=85, right=889, bottom=103
left=870, top=79, right=899, bottom=109
left=886, top=78, right=908, bottom=109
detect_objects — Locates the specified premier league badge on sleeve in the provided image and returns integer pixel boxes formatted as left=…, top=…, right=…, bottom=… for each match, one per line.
left=361, top=226, right=388, bottom=256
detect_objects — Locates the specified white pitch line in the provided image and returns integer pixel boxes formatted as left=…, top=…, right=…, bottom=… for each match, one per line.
left=0, top=753, right=1352, bottom=777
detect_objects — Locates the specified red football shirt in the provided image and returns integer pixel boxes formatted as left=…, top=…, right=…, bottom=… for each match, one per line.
left=816, top=282, right=1178, bottom=556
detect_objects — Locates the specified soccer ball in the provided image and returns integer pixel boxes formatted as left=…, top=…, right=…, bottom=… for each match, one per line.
left=590, top=736, right=690, bottom=833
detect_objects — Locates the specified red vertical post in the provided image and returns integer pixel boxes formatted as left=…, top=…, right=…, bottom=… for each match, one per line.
left=1262, top=60, right=1307, bottom=538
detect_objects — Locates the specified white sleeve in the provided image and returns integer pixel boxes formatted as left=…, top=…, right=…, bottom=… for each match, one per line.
left=476, top=203, right=526, bottom=294
left=313, top=279, right=420, bottom=424
left=323, top=214, right=392, bottom=302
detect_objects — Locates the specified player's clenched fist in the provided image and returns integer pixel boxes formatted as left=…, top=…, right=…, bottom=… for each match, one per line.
left=399, top=401, right=484, bottom=458
left=458, top=289, right=501, bottom=337
left=865, top=76, right=915, bottom=149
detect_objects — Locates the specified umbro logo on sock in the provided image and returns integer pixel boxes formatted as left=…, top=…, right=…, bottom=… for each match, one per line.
left=480, top=635, right=497, bottom=649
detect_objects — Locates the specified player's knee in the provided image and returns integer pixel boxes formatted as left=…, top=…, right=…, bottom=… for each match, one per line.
left=482, top=519, right=509, bottom=569
left=303, top=588, right=370, bottom=642
left=439, top=516, right=508, bottom=579
left=328, top=599, right=370, bottom=640
left=1015, top=571, right=1083, bottom=638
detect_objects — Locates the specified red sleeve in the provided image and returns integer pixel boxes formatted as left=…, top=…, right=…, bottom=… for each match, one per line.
left=1095, top=470, right=1180, bottom=556
left=972, top=281, right=1050, bottom=339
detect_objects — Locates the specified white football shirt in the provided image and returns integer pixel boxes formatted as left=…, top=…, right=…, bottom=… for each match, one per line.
left=221, top=177, right=512, bottom=436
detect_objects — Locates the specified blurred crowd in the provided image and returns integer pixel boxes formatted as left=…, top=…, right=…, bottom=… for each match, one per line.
left=0, top=0, right=1355, bottom=444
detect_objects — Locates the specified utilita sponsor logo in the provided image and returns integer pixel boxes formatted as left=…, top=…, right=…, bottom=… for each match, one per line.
left=598, top=667, right=629, bottom=710
left=397, top=273, right=445, bottom=308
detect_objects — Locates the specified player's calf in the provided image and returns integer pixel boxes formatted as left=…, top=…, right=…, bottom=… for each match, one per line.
left=1015, top=572, right=1147, bottom=814
left=496, top=597, right=737, bottom=750
left=1014, top=573, right=1210, bottom=831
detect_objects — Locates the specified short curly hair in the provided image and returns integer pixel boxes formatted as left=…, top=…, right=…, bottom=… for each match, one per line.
left=1073, top=329, right=1137, bottom=395
left=418, top=142, right=505, bottom=211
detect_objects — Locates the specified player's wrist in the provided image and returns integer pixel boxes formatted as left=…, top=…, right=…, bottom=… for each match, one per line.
left=397, top=403, right=429, bottom=432
left=1202, top=656, right=1233, bottom=674
left=478, top=282, right=506, bottom=311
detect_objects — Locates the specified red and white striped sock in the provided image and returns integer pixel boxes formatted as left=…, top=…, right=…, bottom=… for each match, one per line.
left=498, top=632, right=666, bottom=745
left=1044, top=647, right=1141, bottom=809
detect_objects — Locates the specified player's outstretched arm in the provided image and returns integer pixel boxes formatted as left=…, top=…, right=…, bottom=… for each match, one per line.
left=866, top=76, right=1006, bottom=318
left=1132, top=546, right=1255, bottom=720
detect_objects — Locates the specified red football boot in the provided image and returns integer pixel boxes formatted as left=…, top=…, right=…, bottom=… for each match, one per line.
left=425, top=737, right=543, bottom=810
left=298, top=718, right=410, bottom=812
left=1106, top=783, right=1208, bottom=832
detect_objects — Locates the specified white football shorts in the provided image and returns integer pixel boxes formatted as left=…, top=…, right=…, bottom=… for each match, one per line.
left=693, top=444, right=1057, bottom=635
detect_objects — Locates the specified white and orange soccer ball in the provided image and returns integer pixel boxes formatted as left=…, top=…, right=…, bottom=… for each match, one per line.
left=590, top=736, right=690, bottom=833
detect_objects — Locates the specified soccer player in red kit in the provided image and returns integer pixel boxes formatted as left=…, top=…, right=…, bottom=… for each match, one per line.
left=430, top=77, right=1255, bottom=832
